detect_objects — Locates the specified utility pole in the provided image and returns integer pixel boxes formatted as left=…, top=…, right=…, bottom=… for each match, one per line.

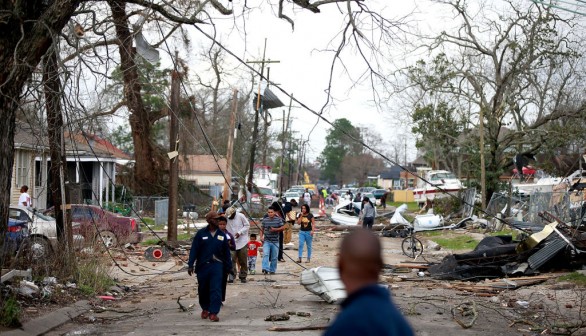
left=223, top=89, right=238, bottom=202
left=167, top=65, right=180, bottom=242
left=245, top=39, right=280, bottom=192
left=261, top=67, right=271, bottom=166
left=278, top=95, right=293, bottom=196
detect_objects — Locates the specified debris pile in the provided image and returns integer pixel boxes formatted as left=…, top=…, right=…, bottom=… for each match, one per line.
left=429, top=211, right=586, bottom=280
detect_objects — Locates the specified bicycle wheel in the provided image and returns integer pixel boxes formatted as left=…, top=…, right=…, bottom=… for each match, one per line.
left=401, top=237, right=424, bottom=258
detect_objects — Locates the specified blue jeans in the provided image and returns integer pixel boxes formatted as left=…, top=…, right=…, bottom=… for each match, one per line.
left=298, top=231, right=313, bottom=260
left=262, top=240, right=279, bottom=273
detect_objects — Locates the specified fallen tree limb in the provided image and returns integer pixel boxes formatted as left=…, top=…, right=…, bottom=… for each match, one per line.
left=268, top=325, right=329, bottom=331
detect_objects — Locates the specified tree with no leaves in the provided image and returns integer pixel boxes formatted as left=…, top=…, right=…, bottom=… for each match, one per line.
left=402, top=0, right=586, bottom=205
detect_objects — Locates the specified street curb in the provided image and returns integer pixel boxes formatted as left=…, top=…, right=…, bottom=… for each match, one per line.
left=3, top=300, right=90, bottom=336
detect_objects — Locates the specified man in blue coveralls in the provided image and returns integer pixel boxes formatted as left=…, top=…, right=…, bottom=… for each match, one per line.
left=324, top=229, right=414, bottom=336
left=187, top=211, right=233, bottom=322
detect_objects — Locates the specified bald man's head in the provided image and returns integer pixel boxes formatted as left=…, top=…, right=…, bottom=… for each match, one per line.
left=338, top=229, right=383, bottom=294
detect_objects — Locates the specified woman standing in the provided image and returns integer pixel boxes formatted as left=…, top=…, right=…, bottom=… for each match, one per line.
left=296, top=204, right=315, bottom=263
left=359, top=197, right=376, bottom=229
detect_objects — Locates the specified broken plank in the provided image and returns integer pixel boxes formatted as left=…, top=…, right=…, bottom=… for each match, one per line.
left=268, top=325, right=329, bottom=332
left=392, top=264, right=430, bottom=269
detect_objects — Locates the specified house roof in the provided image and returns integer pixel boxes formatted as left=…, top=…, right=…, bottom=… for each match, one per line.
left=379, top=165, right=411, bottom=179
left=179, top=155, right=227, bottom=174
left=66, top=133, right=131, bottom=160
left=14, top=123, right=128, bottom=161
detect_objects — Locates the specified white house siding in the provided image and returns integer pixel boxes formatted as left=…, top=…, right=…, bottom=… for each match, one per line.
left=10, top=149, right=35, bottom=206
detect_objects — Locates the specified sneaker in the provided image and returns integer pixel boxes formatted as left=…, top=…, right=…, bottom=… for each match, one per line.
left=201, top=310, right=209, bottom=319
left=270, top=272, right=275, bottom=275
left=262, top=270, right=268, bottom=275
left=297, top=258, right=302, bottom=263
left=209, top=314, right=220, bottom=322
left=306, top=259, right=311, bottom=263
left=278, top=258, right=286, bottom=262
left=240, top=278, right=247, bottom=283
left=251, top=270, right=256, bottom=275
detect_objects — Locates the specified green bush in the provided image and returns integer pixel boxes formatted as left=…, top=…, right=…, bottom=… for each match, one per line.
left=0, top=296, right=21, bottom=328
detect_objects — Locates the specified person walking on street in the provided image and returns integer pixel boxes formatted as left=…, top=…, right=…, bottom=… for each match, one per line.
left=218, top=217, right=236, bottom=301
left=324, top=229, right=414, bottom=336
left=225, top=206, right=250, bottom=283
left=303, top=188, right=312, bottom=206
left=187, top=211, right=233, bottom=322
left=271, top=201, right=287, bottom=262
left=260, top=206, right=285, bottom=274
left=296, top=204, right=315, bottom=263
left=247, top=234, right=262, bottom=274
left=359, top=197, right=376, bottom=229
left=283, top=199, right=298, bottom=244
left=380, top=188, right=391, bottom=210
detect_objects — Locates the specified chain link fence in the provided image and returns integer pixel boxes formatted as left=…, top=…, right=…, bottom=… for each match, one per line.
left=485, top=190, right=586, bottom=229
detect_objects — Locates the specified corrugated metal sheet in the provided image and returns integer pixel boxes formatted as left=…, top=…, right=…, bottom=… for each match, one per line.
left=253, top=87, right=284, bottom=110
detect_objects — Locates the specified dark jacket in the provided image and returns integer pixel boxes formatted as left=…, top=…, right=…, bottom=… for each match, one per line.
left=324, top=285, right=413, bottom=336
left=188, top=225, right=232, bottom=273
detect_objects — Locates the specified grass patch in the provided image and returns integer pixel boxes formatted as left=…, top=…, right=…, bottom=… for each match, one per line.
left=432, top=235, right=479, bottom=250
left=141, top=218, right=166, bottom=232
left=558, top=272, right=586, bottom=286
left=419, top=231, right=443, bottom=237
left=142, top=233, right=193, bottom=246
left=389, top=202, right=420, bottom=212
left=489, top=229, right=517, bottom=239
left=0, top=296, right=21, bottom=328
left=76, top=256, right=115, bottom=295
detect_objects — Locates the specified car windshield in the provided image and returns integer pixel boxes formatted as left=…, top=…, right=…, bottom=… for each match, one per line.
left=285, top=193, right=297, bottom=197
left=257, top=187, right=273, bottom=195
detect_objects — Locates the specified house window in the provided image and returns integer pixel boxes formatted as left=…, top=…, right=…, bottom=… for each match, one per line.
left=15, top=151, right=31, bottom=187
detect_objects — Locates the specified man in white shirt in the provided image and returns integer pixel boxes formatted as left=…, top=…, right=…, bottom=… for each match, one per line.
left=303, top=189, right=311, bottom=206
left=18, top=185, right=31, bottom=207
left=225, top=206, right=250, bottom=283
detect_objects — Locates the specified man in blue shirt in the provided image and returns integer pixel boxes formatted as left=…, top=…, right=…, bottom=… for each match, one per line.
left=259, top=206, right=285, bottom=274
left=187, top=211, right=233, bottom=322
left=324, top=229, right=414, bottom=336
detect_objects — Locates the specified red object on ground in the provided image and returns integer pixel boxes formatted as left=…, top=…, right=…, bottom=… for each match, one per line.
left=97, top=296, right=117, bottom=301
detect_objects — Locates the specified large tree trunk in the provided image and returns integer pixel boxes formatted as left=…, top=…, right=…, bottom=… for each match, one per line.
left=109, top=0, right=160, bottom=194
left=0, top=0, right=80, bottom=268
left=44, top=44, right=73, bottom=268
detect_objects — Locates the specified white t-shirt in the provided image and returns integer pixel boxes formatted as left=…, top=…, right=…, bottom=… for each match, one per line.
left=303, top=192, right=311, bottom=202
left=18, top=192, right=31, bottom=207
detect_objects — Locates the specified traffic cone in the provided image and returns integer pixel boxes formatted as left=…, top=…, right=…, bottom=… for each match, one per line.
left=319, top=198, right=326, bottom=216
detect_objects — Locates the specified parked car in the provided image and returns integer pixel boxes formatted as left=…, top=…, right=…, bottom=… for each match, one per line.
left=44, top=204, right=142, bottom=248
left=358, top=187, right=376, bottom=193
left=372, top=189, right=386, bottom=200
left=283, top=191, right=302, bottom=204
left=251, top=187, right=276, bottom=205
left=9, top=206, right=85, bottom=258
left=2, top=219, right=29, bottom=257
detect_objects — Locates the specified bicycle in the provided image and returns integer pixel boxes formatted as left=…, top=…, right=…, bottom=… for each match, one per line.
left=401, top=227, right=423, bottom=258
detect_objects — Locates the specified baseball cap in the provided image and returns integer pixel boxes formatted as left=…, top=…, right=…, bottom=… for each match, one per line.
left=225, top=206, right=237, bottom=218
left=205, top=211, right=224, bottom=222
